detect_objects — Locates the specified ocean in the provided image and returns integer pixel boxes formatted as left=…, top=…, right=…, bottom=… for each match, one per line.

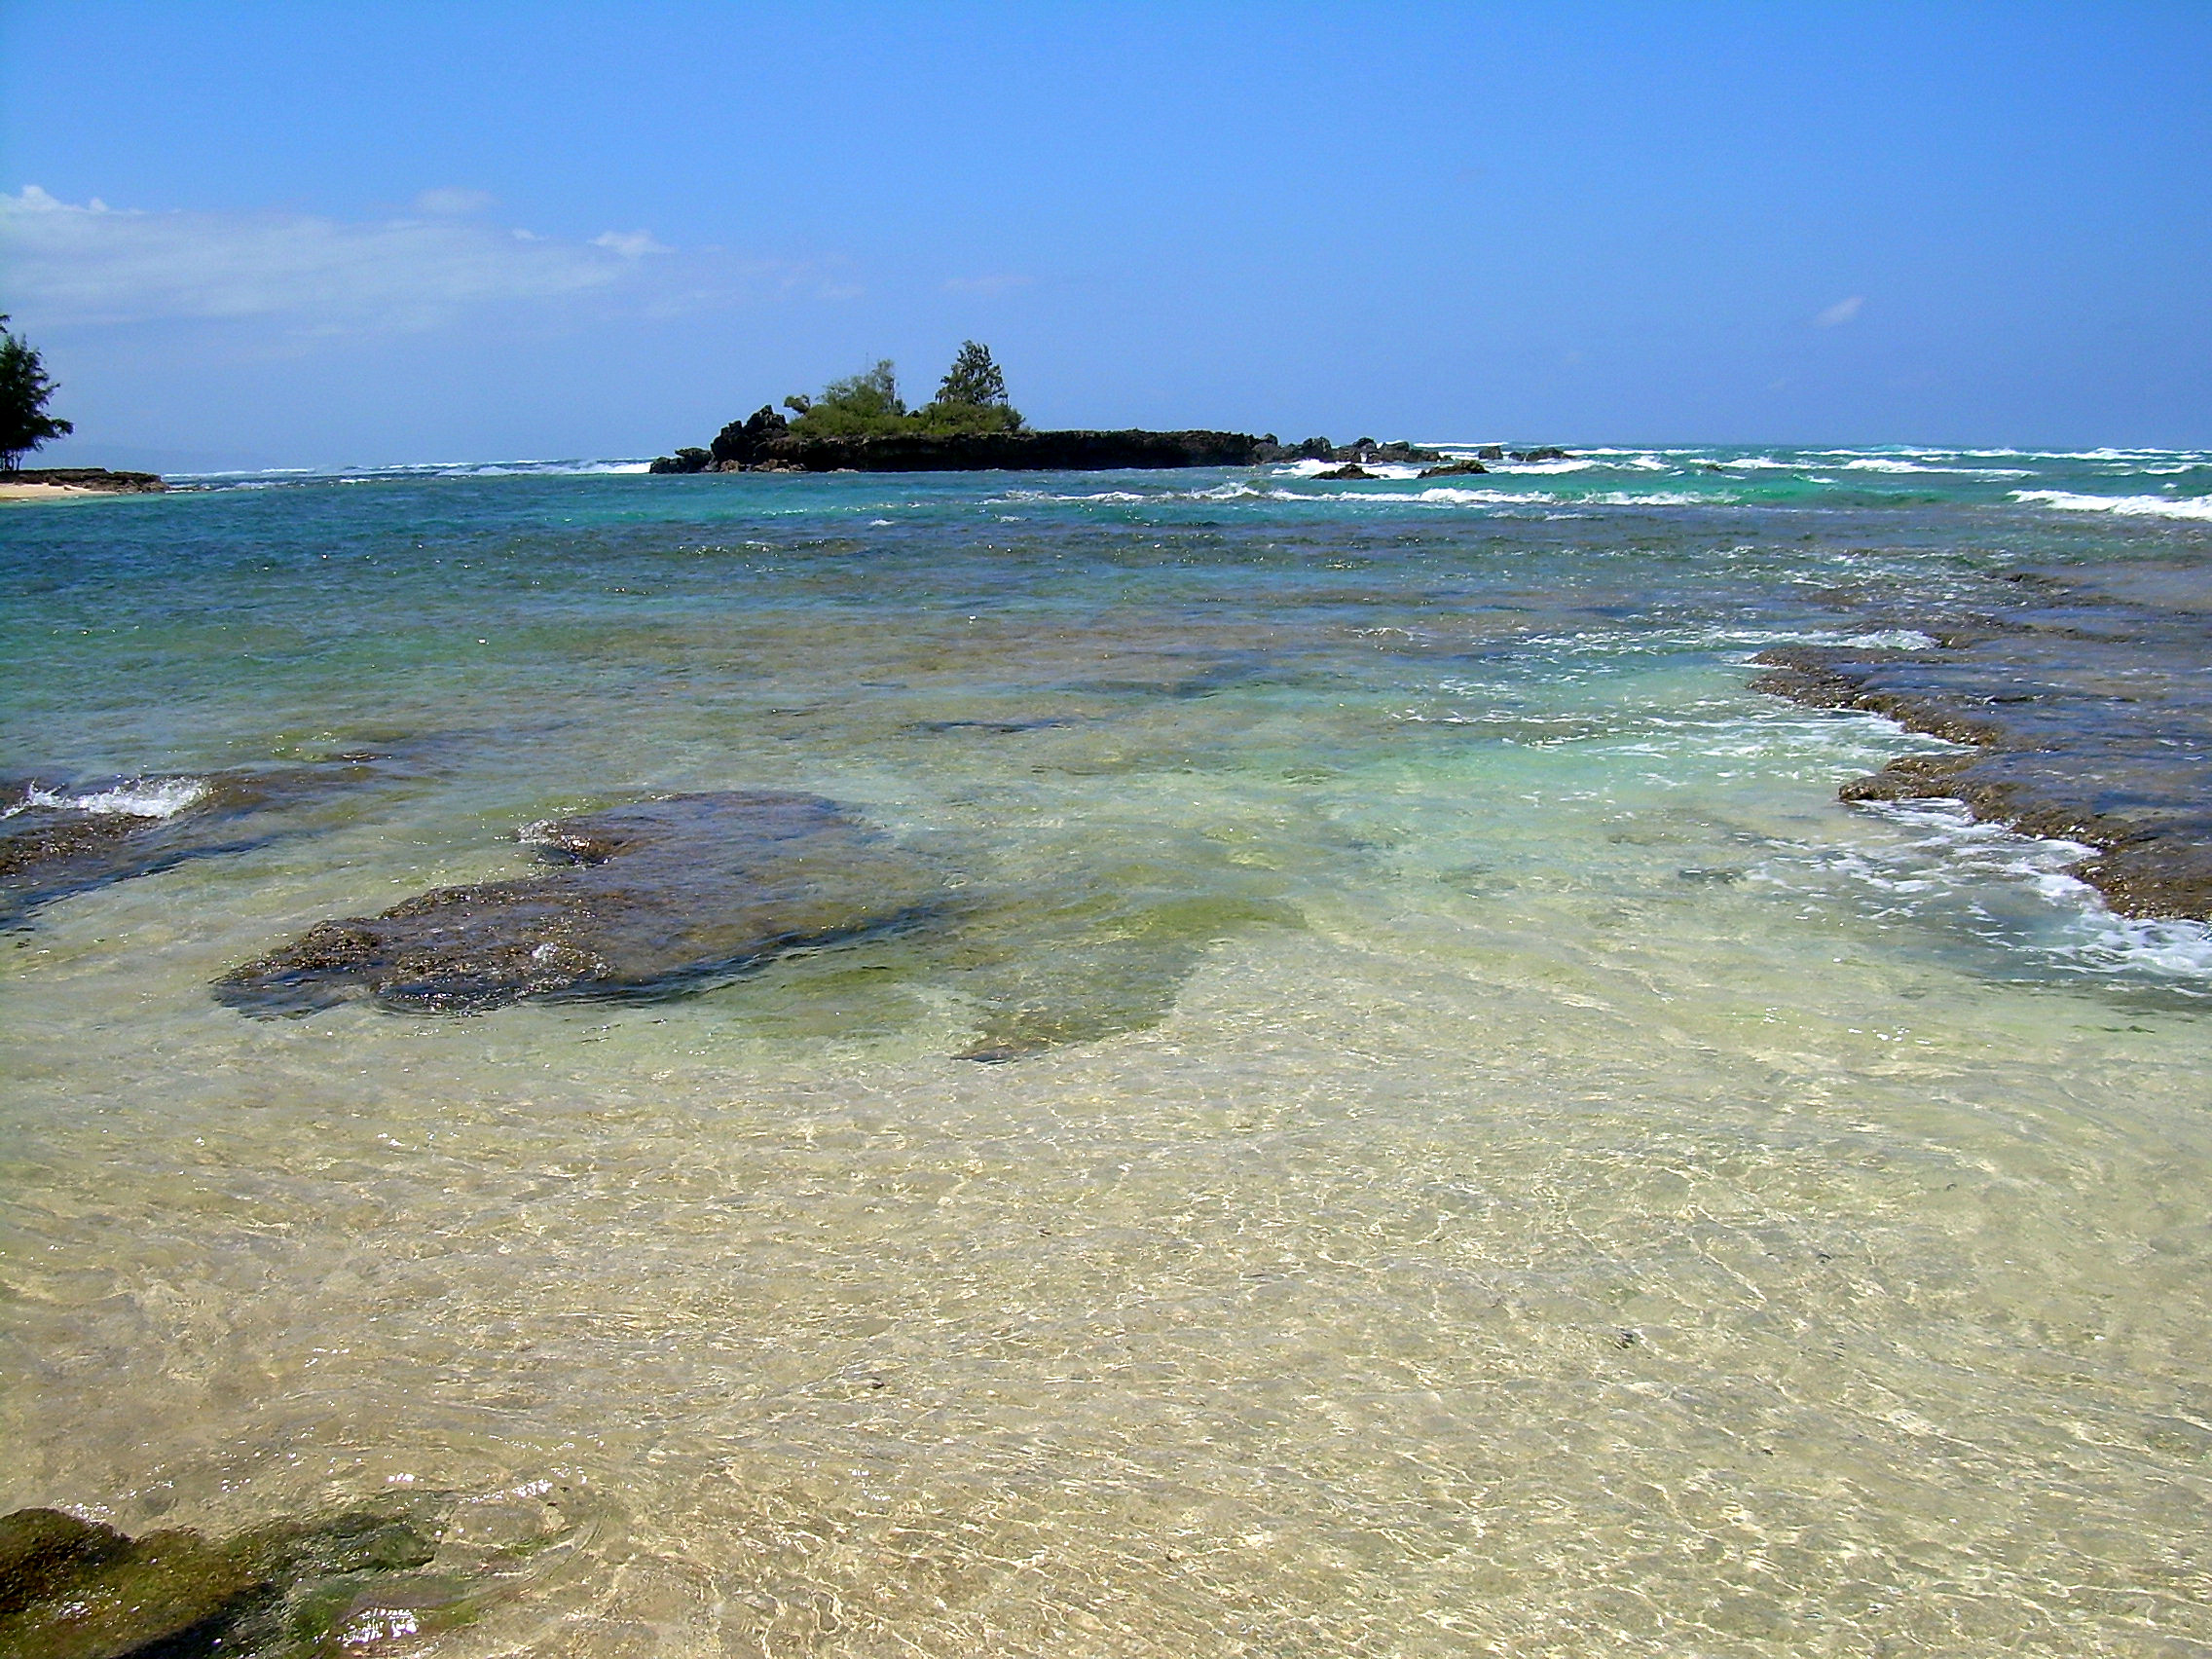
left=4, top=444, right=2210, bottom=1656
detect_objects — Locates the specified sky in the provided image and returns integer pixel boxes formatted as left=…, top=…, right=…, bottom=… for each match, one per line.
left=2, top=1, right=2207, bottom=469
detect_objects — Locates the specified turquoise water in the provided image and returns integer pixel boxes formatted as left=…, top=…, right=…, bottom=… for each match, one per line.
left=4, top=447, right=2211, bottom=1656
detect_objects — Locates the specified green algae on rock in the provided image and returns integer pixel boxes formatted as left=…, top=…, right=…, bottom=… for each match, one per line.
left=0, top=1496, right=448, bottom=1659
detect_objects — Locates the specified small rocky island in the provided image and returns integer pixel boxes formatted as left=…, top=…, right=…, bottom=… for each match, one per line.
left=648, top=343, right=1544, bottom=475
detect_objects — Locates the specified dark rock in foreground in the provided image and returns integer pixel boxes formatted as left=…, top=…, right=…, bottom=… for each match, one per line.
left=0, top=1496, right=448, bottom=1659
left=1312, top=463, right=1375, bottom=481
left=0, top=756, right=411, bottom=929
left=1752, top=560, right=2212, bottom=920
left=215, top=791, right=944, bottom=1015
left=0, top=467, right=166, bottom=494
left=1418, top=459, right=1489, bottom=478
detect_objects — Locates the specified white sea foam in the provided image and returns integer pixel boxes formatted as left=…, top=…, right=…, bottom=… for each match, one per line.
left=1436, top=626, right=1935, bottom=672
left=1834, top=458, right=2033, bottom=478
left=993, top=489, right=1153, bottom=504
left=1277, top=460, right=1425, bottom=480
left=1285, top=486, right=1724, bottom=509
left=1569, top=450, right=1669, bottom=469
left=1774, top=798, right=2212, bottom=990
left=6, top=777, right=211, bottom=819
left=2011, top=490, right=2212, bottom=522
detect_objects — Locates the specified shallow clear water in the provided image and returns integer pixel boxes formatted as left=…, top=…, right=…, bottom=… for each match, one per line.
left=5, top=449, right=2211, bottom=1656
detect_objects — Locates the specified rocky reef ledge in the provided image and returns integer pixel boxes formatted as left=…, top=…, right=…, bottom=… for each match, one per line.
left=1751, top=560, right=2212, bottom=921
left=650, top=408, right=1453, bottom=475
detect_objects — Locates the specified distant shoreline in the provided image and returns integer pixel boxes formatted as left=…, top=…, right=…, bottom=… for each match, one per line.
left=0, top=467, right=166, bottom=502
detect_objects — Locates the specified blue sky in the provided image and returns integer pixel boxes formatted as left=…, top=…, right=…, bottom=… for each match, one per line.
left=3, top=1, right=2206, bottom=468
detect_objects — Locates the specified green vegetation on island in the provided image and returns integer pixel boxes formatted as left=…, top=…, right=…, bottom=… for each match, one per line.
left=781, top=342, right=1026, bottom=440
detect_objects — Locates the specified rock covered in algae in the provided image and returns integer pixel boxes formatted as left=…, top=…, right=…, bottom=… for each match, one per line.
left=214, top=790, right=947, bottom=1015
left=0, top=1495, right=449, bottom=1659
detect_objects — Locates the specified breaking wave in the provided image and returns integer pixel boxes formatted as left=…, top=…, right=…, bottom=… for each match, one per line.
left=4, top=777, right=211, bottom=819
left=2010, top=490, right=2212, bottom=522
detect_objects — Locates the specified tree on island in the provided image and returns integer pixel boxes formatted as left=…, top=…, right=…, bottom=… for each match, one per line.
left=784, top=344, right=1023, bottom=440
left=916, top=340, right=1023, bottom=435
left=0, top=315, right=73, bottom=471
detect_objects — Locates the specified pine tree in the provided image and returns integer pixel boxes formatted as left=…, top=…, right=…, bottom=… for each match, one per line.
left=917, top=342, right=1021, bottom=434
left=935, top=341, right=1008, bottom=408
left=0, top=316, right=72, bottom=472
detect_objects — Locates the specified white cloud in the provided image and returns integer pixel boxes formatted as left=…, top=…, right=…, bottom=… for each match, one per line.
left=1813, top=294, right=1864, bottom=328
left=0, top=186, right=757, bottom=334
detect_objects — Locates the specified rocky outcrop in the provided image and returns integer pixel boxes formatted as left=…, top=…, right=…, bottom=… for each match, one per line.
left=1312, top=463, right=1375, bottom=481
left=1418, top=459, right=1490, bottom=478
left=1441, top=446, right=1571, bottom=464
left=687, top=427, right=1279, bottom=474
left=1286, top=437, right=1445, bottom=465
left=0, top=467, right=166, bottom=493
left=1751, top=561, right=2212, bottom=920
left=649, top=413, right=1454, bottom=475
left=706, top=405, right=793, bottom=467
left=215, top=791, right=945, bottom=1015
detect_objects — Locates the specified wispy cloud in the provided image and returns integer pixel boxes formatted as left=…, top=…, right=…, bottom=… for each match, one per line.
left=0, top=187, right=799, bottom=334
left=1813, top=294, right=1864, bottom=328
left=592, top=229, right=672, bottom=259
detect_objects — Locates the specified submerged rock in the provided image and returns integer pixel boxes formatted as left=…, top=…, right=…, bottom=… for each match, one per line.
left=212, top=786, right=1304, bottom=1059
left=1418, top=459, right=1489, bottom=478
left=1312, top=463, right=1375, bottom=481
left=0, top=756, right=409, bottom=930
left=945, top=877, right=1300, bottom=1062
left=0, top=1495, right=448, bottom=1659
left=214, top=791, right=946, bottom=1015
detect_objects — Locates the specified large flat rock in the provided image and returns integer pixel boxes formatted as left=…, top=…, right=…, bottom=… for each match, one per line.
left=215, top=791, right=946, bottom=1015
